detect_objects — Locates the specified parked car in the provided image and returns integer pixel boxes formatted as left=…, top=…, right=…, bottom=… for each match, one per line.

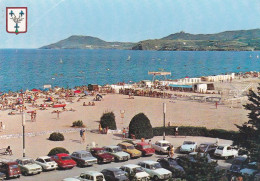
left=101, top=168, right=129, bottom=181
left=0, top=161, right=21, bottom=179
left=104, top=146, right=130, bottom=162
left=120, top=164, right=150, bottom=181
left=197, top=142, right=218, bottom=156
left=0, top=172, right=5, bottom=181
left=71, top=150, right=97, bottom=167
left=90, top=147, right=114, bottom=164
left=157, top=158, right=185, bottom=178
left=179, top=141, right=197, bottom=153
left=51, top=153, right=76, bottom=169
left=138, top=160, right=172, bottom=180
left=16, top=158, right=42, bottom=176
left=214, top=144, right=238, bottom=159
left=135, top=142, right=155, bottom=156
left=152, top=140, right=172, bottom=154
left=229, top=156, right=248, bottom=173
left=118, top=142, right=142, bottom=158
left=35, top=156, right=58, bottom=171
left=239, top=162, right=258, bottom=176
left=63, top=171, right=105, bottom=181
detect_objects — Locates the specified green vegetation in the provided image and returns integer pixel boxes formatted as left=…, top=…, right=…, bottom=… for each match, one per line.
left=41, top=29, right=260, bottom=51
left=49, top=132, right=65, bottom=141
left=234, top=84, right=260, bottom=162
left=100, top=112, right=117, bottom=130
left=128, top=113, right=153, bottom=139
left=48, top=147, right=69, bottom=156
left=72, top=120, right=84, bottom=127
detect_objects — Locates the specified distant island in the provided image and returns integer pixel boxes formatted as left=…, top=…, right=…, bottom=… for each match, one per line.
left=40, top=29, right=260, bottom=51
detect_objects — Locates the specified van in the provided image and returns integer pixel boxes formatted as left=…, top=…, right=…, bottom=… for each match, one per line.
left=0, top=161, right=21, bottom=179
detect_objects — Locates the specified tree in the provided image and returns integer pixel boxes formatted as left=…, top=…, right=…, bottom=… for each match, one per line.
left=128, top=113, right=153, bottom=139
left=234, top=86, right=260, bottom=162
left=48, top=147, right=69, bottom=156
left=100, top=112, right=117, bottom=130
left=177, top=154, right=226, bottom=181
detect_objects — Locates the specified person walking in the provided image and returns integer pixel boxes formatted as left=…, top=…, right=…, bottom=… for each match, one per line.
left=80, top=129, right=83, bottom=143
left=82, top=129, right=86, bottom=143
left=169, top=145, right=174, bottom=158
left=215, top=101, right=218, bottom=109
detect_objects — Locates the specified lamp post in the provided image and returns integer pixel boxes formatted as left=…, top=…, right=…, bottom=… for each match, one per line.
left=163, top=103, right=166, bottom=140
left=22, top=112, right=25, bottom=157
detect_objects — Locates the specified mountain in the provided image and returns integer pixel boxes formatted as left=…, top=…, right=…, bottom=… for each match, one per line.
left=40, top=29, right=260, bottom=51
left=132, top=29, right=260, bottom=51
left=40, top=35, right=135, bottom=49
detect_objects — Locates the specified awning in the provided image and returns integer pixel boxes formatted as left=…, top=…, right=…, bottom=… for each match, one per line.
left=169, top=84, right=192, bottom=88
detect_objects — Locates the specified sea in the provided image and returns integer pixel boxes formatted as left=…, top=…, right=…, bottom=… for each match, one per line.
left=0, top=49, right=259, bottom=92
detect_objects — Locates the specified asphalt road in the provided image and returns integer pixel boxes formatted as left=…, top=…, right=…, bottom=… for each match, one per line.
left=17, top=152, right=232, bottom=181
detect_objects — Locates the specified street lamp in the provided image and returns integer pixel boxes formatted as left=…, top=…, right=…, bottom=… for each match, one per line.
left=22, top=112, right=25, bottom=157
left=163, top=103, right=166, bottom=140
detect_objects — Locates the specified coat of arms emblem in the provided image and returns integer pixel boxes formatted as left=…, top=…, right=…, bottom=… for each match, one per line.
left=6, top=7, right=27, bottom=34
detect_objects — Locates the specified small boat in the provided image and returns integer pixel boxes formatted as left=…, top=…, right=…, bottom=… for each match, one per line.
left=257, top=55, right=259, bottom=59
left=59, top=58, right=63, bottom=63
left=53, top=104, right=66, bottom=108
left=127, top=55, right=131, bottom=61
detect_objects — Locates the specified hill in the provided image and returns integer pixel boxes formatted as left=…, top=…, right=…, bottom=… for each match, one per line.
left=40, top=29, right=260, bottom=51
left=40, top=35, right=135, bottom=49
left=132, top=29, right=260, bottom=51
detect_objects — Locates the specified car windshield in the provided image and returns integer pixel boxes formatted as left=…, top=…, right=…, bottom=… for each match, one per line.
left=127, top=146, right=135, bottom=149
left=150, top=163, right=162, bottom=170
left=184, top=141, right=194, bottom=145
left=82, top=153, right=92, bottom=158
left=97, top=150, right=105, bottom=154
left=112, top=147, right=122, bottom=152
left=61, top=156, right=71, bottom=160
left=22, top=159, right=34, bottom=165
left=199, top=144, right=208, bottom=148
left=44, top=158, right=52, bottom=162
left=217, top=146, right=224, bottom=150
left=96, top=175, right=104, bottom=181
left=143, top=145, right=152, bottom=149
left=133, top=167, right=144, bottom=173
left=162, top=143, right=170, bottom=147
left=115, top=170, right=126, bottom=177
left=10, top=165, right=18, bottom=169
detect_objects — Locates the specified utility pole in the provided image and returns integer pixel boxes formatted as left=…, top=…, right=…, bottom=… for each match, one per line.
left=22, top=112, right=25, bottom=157
left=163, top=103, right=166, bottom=140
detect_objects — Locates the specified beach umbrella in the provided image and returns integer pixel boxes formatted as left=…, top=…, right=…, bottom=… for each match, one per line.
left=31, top=89, right=40, bottom=92
left=74, top=90, right=81, bottom=94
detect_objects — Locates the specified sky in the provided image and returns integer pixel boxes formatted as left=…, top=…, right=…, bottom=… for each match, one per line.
left=0, top=0, right=259, bottom=48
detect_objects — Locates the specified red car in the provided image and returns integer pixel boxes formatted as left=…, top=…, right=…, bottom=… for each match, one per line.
left=90, top=148, right=114, bottom=164
left=51, top=153, right=76, bottom=169
left=0, top=161, right=21, bottom=179
left=135, top=142, right=155, bottom=156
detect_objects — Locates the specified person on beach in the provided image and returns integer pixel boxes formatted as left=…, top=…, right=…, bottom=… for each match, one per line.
left=80, top=129, right=83, bottom=143
left=122, top=128, right=126, bottom=139
left=175, top=127, right=179, bottom=137
left=91, top=102, right=95, bottom=106
left=5, top=146, right=12, bottom=155
left=83, top=102, right=86, bottom=106
left=57, top=110, right=60, bottom=119
left=215, top=101, right=218, bottom=109
left=169, top=145, right=174, bottom=158
left=34, top=111, right=37, bottom=122
left=81, top=129, right=86, bottom=143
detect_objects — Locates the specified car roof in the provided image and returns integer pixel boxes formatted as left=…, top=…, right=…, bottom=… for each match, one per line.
left=200, top=142, right=215, bottom=145
left=139, top=160, right=158, bottom=165
left=105, top=145, right=119, bottom=149
left=72, top=150, right=90, bottom=154
left=118, top=142, right=133, bottom=146
left=81, top=171, right=103, bottom=176
left=136, top=142, right=149, bottom=146
left=122, top=164, right=141, bottom=169
left=217, top=144, right=230, bottom=147
left=103, top=168, right=122, bottom=172
left=17, top=157, right=33, bottom=161
left=37, top=156, right=51, bottom=159
left=56, top=153, right=70, bottom=156
left=155, top=140, right=170, bottom=144
left=183, top=141, right=196, bottom=144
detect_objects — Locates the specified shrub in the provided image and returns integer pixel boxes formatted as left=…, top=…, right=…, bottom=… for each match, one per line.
left=48, top=147, right=69, bottom=156
left=152, top=126, right=238, bottom=140
left=72, top=120, right=84, bottom=127
left=128, top=113, right=153, bottom=139
left=100, top=112, right=117, bottom=130
left=49, top=132, right=64, bottom=141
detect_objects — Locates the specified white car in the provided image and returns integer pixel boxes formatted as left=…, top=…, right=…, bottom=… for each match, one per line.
left=180, top=141, right=197, bottom=153
left=120, top=164, right=150, bottom=181
left=63, top=171, right=105, bottom=181
left=35, top=156, right=58, bottom=171
left=138, top=160, right=172, bottom=180
left=214, top=144, right=238, bottom=159
left=152, top=140, right=172, bottom=154
left=16, top=158, right=42, bottom=176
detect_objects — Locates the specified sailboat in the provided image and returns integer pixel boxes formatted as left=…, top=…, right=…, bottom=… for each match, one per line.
left=257, top=55, right=259, bottom=59
left=127, top=55, right=131, bottom=61
left=59, top=58, right=63, bottom=64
